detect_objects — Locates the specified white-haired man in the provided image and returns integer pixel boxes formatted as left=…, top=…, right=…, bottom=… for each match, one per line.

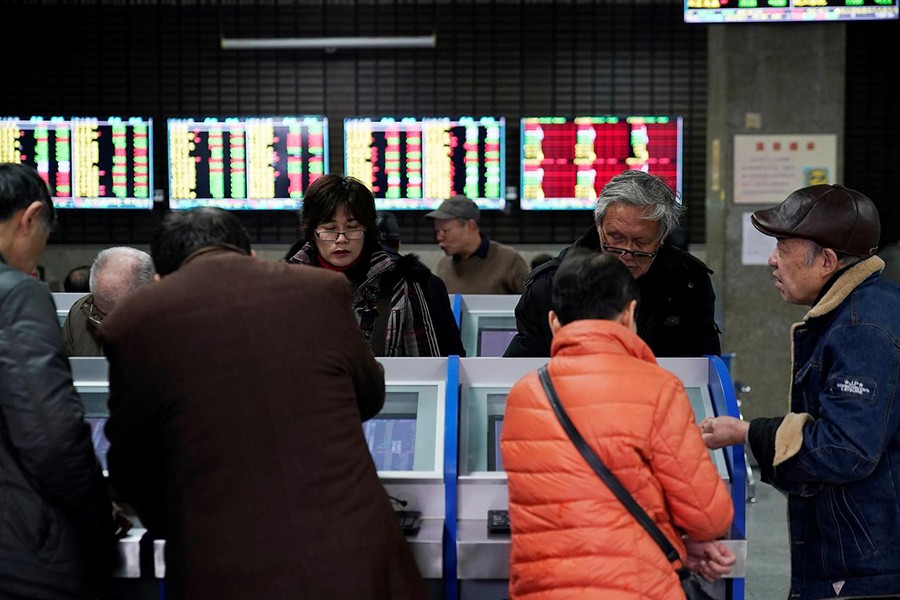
left=63, top=246, right=155, bottom=356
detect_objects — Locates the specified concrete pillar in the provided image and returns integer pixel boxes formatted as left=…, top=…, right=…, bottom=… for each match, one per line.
left=705, top=24, right=846, bottom=420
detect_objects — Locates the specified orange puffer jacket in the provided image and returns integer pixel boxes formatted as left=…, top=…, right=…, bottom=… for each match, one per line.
left=501, top=320, right=734, bottom=600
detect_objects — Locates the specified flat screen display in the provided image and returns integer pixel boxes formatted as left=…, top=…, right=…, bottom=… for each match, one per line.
left=0, top=116, right=153, bottom=209
left=344, top=116, right=506, bottom=210
left=363, top=413, right=418, bottom=471
left=167, top=116, right=328, bottom=210
left=520, top=116, right=682, bottom=210
left=685, top=0, right=898, bottom=22
left=487, top=414, right=504, bottom=472
left=477, top=328, right=518, bottom=357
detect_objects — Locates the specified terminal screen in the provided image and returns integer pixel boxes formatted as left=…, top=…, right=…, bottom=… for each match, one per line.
left=344, top=116, right=506, bottom=210
left=363, top=414, right=418, bottom=471
left=85, top=417, right=110, bottom=474
left=487, top=414, right=504, bottom=472
left=167, top=116, right=328, bottom=210
left=520, top=116, right=681, bottom=210
left=0, top=116, right=153, bottom=209
left=685, top=0, right=898, bottom=22
left=477, top=328, right=518, bottom=357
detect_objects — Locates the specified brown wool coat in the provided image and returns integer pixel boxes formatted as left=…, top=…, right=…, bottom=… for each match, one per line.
left=99, top=249, right=428, bottom=600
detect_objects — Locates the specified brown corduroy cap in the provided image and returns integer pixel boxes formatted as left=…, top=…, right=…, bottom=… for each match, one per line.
left=750, top=184, right=880, bottom=257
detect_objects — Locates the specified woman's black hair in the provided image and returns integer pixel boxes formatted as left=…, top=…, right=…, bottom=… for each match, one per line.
left=299, top=175, right=379, bottom=243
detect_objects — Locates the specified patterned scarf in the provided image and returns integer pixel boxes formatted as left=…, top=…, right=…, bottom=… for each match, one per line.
left=288, top=243, right=442, bottom=357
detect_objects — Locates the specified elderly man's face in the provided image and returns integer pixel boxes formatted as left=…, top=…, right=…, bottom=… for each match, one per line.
left=767, top=238, right=828, bottom=306
left=597, top=204, right=662, bottom=279
left=434, top=218, right=475, bottom=257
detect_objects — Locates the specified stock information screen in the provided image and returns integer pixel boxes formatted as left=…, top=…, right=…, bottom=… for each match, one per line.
left=685, top=0, right=898, bottom=22
left=344, top=117, right=505, bottom=210
left=0, top=116, right=153, bottom=209
left=520, top=116, right=682, bottom=210
left=168, top=116, right=328, bottom=210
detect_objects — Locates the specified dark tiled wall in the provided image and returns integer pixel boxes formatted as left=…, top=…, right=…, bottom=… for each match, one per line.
left=2, top=2, right=897, bottom=246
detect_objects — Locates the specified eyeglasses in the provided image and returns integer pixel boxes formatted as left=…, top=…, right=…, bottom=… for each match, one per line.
left=80, top=295, right=106, bottom=326
left=314, top=229, right=366, bottom=242
left=603, top=245, right=657, bottom=260
left=600, top=234, right=658, bottom=260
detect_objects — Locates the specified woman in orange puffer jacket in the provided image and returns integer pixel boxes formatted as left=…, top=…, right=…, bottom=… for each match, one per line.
left=501, top=251, right=734, bottom=599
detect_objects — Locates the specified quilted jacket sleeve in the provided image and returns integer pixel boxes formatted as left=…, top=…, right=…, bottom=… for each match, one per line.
left=649, top=377, right=733, bottom=541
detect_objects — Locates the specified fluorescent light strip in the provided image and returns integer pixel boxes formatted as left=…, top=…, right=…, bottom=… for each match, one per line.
left=220, top=35, right=437, bottom=51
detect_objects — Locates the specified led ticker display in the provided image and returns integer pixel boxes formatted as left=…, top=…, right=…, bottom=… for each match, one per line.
left=520, top=116, right=682, bottom=210
left=344, top=117, right=506, bottom=210
left=0, top=116, right=153, bottom=209
left=685, top=0, right=898, bottom=22
left=168, top=116, right=328, bottom=210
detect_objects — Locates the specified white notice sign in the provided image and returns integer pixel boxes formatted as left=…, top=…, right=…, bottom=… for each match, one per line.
left=742, top=212, right=777, bottom=266
left=734, top=134, right=837, bottom=205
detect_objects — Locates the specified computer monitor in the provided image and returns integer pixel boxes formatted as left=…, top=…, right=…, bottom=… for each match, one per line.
left=477, top=328, right=518, bottom=358
left=344, top=116, right=506, bottom=210
left=0, top=116, right=153, bottom=209
left=520, top=115, right=682, bottom=210
left=85, top=417, right=110, bottom=475
left=685, top=0, right=898, bottom=22
left=167, top=116, right=328, bottom=210
left=487, top=414, right=504, bottom=472
left=362, top=413, right=418, bottom=471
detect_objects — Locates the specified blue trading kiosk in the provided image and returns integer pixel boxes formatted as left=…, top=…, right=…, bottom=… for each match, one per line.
left=453, top=356, right=747, bottom=600
left=456, top=295, right=519, bottom=357
left=373, top=358, right=450, bottom=599
left=70, top=357, right=451, bottom=597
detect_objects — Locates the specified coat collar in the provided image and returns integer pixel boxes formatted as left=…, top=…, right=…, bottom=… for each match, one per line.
left=551, top=319, right=657, bottom=364
left=180, top=244, right=249, bottom=268
left=803, top=255, right=884, bottom=321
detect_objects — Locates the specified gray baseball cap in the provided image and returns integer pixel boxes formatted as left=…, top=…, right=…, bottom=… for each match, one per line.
left=424, top=195, right=480, bottom=224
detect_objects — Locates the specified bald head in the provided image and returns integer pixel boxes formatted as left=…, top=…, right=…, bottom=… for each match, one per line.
left=90, top=247, right=155, bottom=314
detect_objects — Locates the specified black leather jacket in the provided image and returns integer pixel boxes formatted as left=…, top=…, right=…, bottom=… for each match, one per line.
left=504, top=227, right=721, bottom=358
left=0, top=254, right=112, bottom=599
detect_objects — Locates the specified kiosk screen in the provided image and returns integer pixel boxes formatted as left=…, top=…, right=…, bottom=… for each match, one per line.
left=363, top=414, right=418, bottom=471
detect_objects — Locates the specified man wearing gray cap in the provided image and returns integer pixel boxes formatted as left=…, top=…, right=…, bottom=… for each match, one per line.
left=702, top=184, right=900, bottom=599
left=425, top=195, right=529, bottom=294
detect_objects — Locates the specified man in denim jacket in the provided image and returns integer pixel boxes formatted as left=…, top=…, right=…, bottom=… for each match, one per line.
left=702, top=184, right=900, bottom=599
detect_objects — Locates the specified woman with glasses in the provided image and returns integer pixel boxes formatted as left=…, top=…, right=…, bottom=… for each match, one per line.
left=504, top=169, right=722, bottom=359
left=288, top=174, right=464, bottom=357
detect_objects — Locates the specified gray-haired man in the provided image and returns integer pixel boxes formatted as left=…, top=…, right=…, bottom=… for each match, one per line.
left=504, top=169, right=721, bottom=358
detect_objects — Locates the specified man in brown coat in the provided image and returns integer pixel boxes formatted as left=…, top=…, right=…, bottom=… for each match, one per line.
left=100, top=207, right=428, bottom=600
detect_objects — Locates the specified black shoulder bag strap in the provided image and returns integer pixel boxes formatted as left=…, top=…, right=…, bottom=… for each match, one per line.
left=537, top=365, right=682, bottom=565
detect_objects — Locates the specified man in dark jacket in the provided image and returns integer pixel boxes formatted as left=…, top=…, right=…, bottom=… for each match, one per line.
left=100, top=207, right=428, bottom=600
left=0, top=163, right=112, bottom=599
left=702, top=185, right=900, bottom=599
left=504, top=169, right=721, bottom=358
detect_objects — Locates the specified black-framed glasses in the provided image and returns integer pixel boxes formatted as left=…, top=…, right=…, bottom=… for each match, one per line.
left=314, top=229, right=366, bottom=242
left=603, top=245, right=657, bottom=260
left=80, top=295, right=106, bottom=326
left=600, top=233, right=658, bottom=260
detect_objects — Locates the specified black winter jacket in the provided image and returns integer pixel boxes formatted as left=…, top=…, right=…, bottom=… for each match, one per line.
left=0, top=255, right=112, bottom=599
left=503, top=227, right=721, bottom=358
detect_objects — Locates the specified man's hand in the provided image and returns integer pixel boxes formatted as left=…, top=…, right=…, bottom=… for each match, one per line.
left=684, top=538, right=737, bottom=582
left=700, top=416, right=749, bottom=449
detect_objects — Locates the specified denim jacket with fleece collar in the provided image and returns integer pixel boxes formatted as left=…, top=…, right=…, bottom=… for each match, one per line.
left=750, top=256, right=900, bottom=599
